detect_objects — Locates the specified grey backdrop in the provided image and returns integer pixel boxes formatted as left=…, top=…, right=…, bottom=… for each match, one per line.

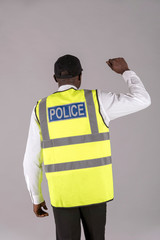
left=0, top=0, right=159, bottom=239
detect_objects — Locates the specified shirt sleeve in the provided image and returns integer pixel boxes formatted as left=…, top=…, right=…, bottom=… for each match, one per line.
left=97, top=70, right=151, bottom=126
left=23, top=105, right=44, bottom=205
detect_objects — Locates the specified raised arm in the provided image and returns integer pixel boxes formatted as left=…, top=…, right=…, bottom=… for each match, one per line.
left=97, top=58, right=151, bottom=124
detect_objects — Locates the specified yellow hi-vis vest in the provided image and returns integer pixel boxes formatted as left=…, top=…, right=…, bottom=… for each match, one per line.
left=35, top=88, right=114, bottom=208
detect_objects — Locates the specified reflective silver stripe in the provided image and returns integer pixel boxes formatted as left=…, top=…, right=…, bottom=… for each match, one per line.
left=39, top=97, right=50, bottom=140
left=84, top=90, right=98, bottom=134
left=44, top=156, right=112, bottom=172
left=41, top=132, right=110, bottom=148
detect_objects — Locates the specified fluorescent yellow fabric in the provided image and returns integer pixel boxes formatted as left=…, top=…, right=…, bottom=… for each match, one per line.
left=36, top=88, right=114, bottom=207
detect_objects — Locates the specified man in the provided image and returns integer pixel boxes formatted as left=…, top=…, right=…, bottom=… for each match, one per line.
left=23, top=54, right=151, bottom=240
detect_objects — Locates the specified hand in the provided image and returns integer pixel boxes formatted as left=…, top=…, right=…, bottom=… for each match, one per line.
left=106, top=57, right=130, bottom=74
left=33, top=200, right=49, bottom=217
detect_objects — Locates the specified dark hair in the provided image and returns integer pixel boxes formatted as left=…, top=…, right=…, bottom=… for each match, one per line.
left=54, top=54, right=83, bottom=79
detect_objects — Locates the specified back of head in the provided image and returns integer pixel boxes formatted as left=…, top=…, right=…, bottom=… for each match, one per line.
left=54, top=54, right=83, bottom=80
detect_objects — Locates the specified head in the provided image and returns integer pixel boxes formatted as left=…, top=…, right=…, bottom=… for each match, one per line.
left=53, top=54, right=83, bottom=89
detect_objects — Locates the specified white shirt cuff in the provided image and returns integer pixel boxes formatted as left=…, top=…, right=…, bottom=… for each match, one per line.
left=32, top=194, right=44, bottom=205
left=122, top=70, right=137, bottom=81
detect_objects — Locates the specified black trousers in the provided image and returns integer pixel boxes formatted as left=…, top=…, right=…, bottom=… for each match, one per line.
left=52, top=201, right=107, bottom=240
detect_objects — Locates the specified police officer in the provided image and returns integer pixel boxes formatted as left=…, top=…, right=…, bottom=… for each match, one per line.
left=23, top=54, right=151, bottom=240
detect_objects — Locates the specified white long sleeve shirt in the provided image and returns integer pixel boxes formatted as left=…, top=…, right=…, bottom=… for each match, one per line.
left=23, top=70, right=151, bottom=204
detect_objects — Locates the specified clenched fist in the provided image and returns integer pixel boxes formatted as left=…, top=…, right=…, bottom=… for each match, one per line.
left=106, top=57, right=130, bottom=74
left=33, top=200, right=49, bottom=217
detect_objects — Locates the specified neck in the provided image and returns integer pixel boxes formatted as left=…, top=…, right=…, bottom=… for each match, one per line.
left=58, top=80, right=81, bottom=89
left=58, top=82, right=77, bottom=88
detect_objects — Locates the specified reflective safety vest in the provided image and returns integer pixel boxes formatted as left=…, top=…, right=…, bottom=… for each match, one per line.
left=35, top=88, right=114, bottom=208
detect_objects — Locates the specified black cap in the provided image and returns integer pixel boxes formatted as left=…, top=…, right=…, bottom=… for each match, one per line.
left=54, top=54, right=83, bottom=79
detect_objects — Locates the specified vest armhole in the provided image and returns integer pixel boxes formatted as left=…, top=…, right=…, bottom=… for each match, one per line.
left=95, top=89, right=109, bottom=129
left=35, top=101, right=40, bottom=125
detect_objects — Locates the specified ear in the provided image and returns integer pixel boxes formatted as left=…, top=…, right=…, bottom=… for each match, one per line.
left=78, top=73, right=82, bottom=81
left=53, top=74, right=58, bottom=82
